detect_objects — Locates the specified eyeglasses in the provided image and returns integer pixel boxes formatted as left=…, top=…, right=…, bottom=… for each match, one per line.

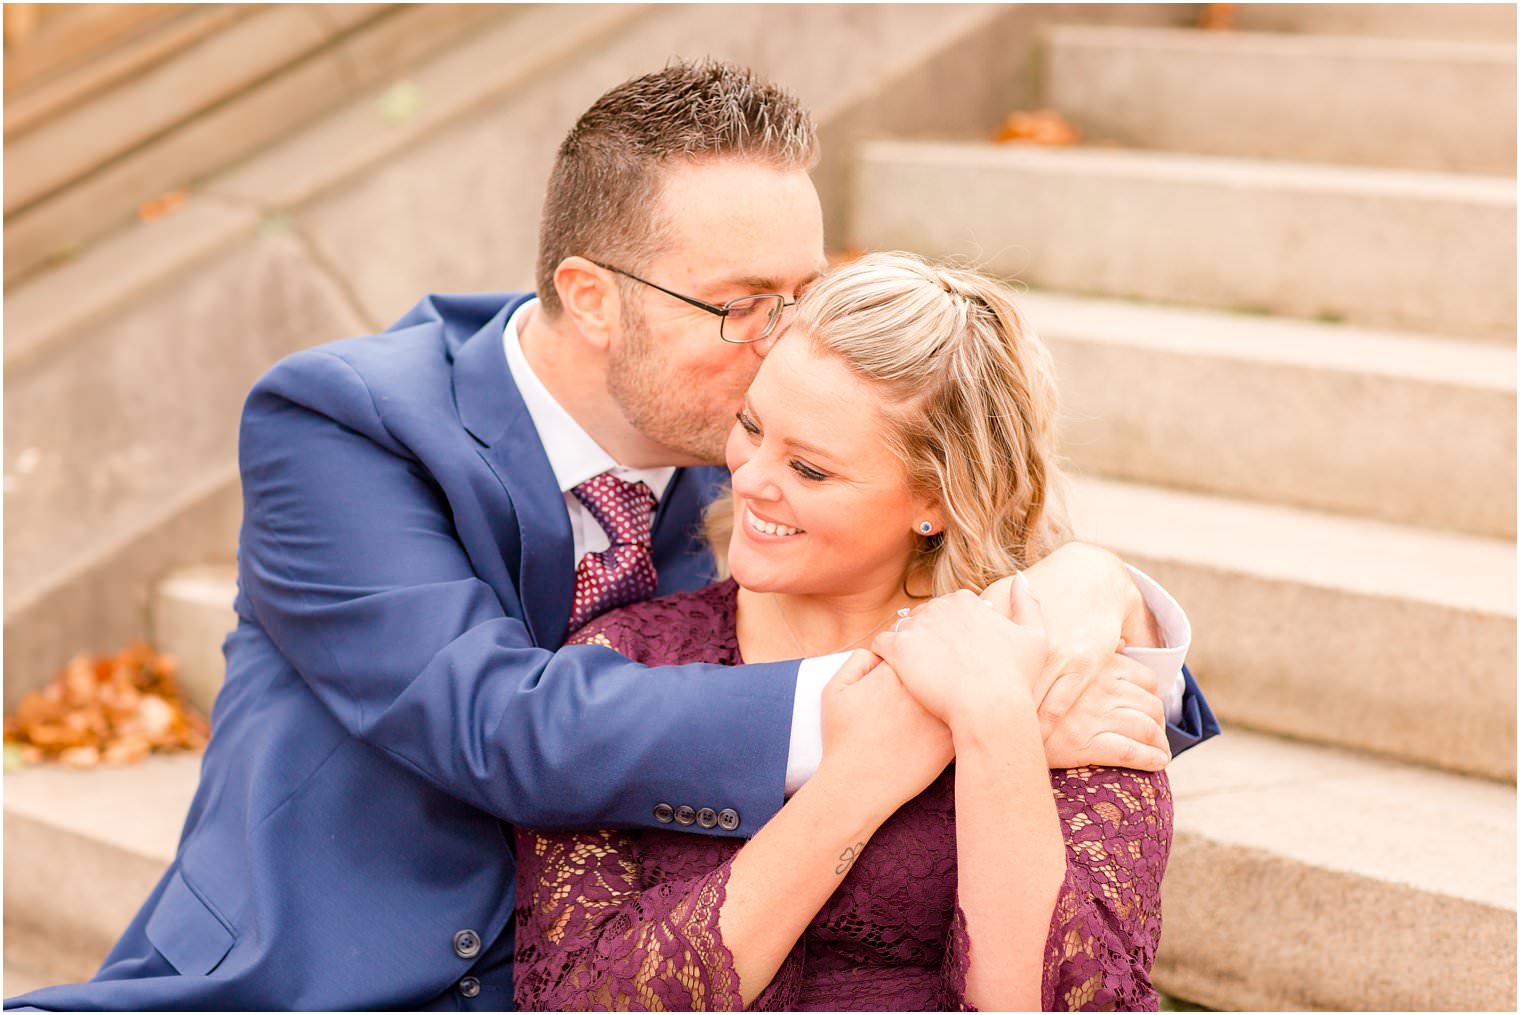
left=588, top=259, right=797, bottom=344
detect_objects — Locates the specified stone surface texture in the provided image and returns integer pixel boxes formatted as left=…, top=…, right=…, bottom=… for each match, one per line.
left=853, top=142, right=1517, bottom=340
left=152, top=565, right=240, bottom=716
left=1235, top=2, right=1517, bottom=41
left=1023, top=290, right=1517, bottom=538
left=1045, top=26, right=1516, bottom=174
left=1160, top=730, right=1517, bottom=1011
left=4, top=754, right=198, bottom=985
left=1069, top=475, right=1516, bottom=782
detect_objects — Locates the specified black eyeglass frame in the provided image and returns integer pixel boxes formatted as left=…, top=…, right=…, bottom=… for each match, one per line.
left=587, top=258, right=796, bottom=344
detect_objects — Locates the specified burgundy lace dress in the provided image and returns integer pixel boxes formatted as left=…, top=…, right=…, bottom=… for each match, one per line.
left=513, top=580, right=1172, bottom=1011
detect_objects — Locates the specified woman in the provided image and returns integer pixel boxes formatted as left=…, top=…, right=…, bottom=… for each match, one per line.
left=513, top=253, right=1172, bottom=1011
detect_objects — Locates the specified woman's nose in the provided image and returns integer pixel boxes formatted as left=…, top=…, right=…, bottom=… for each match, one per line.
left=729, top=451, right=782, bottom=502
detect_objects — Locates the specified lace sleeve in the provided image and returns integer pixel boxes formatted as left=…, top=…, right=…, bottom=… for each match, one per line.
left=939, top=767, right=1173, bottom=1012
left=513, top=826, right=746, bottom=1010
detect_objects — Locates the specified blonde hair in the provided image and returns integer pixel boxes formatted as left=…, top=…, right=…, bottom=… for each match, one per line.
left=706, top=251, right=1071, bottom=595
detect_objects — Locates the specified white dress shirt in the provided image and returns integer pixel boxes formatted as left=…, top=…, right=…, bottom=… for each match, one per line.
left=502, top=299, right=674, bottom=555
left=503, top=298, right=1192, bottom=798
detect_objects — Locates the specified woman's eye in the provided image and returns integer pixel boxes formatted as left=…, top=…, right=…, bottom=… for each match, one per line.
left=790, top=460, right=828, bottom=482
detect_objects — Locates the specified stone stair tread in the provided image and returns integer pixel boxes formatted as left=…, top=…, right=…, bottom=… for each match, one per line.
left=1169, top=727, right=1514, bottom=910
left=853, top=139, right=1516, bottom=340
left=1233, top=3, right=1517, bottom=42
left=1019, top=288, right=1517, bottom=389
left=4, top=753, right=199, bottom=868
left=1049, top=22, right=1516, bottom=61
left=864, top=139, right=1517, bottom=202
left=1067, top=474, right=1515, bottom=618
left=1041, top=23, right=1515, bottom=177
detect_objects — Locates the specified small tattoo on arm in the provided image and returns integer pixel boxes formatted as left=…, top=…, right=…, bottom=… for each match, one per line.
left=835, top=841, right=866, bottom=876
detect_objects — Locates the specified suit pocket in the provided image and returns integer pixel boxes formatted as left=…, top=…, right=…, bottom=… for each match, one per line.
left=145, top=868, right=236, bottom=975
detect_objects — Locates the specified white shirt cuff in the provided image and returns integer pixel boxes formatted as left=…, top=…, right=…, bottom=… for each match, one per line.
left=1121, top=564, right=1191, bottom=726
left=784, top=652, right=848, bottom=797
left=783, top=569, right=1192, bottom=796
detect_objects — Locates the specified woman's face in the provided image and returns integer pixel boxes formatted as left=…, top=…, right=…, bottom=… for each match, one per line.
left=724, top=334, right=935, bottom=599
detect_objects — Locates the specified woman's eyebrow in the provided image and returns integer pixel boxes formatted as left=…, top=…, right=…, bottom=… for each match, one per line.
left=784, top=435, right=842, bottom=466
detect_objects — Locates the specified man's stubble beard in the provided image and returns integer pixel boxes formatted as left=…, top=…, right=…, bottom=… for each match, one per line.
left=607, top=300, right=733, bottom=465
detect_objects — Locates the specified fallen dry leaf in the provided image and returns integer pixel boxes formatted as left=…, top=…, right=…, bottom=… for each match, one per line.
left=993, top=110, right=1081, bottom=147
left=1200, top=3, right=1237, bottom=30
left=138, top=190, right=188, bottom=223
left=4, top=643, right=209, bottom=768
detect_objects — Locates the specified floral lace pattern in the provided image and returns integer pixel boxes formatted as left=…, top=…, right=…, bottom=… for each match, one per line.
left=514, top=581, right=1172, bottom=1011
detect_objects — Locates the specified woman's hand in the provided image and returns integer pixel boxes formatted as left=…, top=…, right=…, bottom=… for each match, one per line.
left=815, top=650, right=953, bottom=825
left=870, top=575, right=1049, bottom=732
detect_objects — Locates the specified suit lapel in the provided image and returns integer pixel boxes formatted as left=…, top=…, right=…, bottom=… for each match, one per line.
left=452, top=296, right=575, bottom=646
left=652, top=466, right=727, bottom=595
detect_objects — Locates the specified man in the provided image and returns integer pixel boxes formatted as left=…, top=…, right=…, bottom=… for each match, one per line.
left=9, top=60, right=1215, bottom=1012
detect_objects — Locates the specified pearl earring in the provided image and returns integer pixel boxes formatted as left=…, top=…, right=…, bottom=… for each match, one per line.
left=918, top=521, right=934, bottom=535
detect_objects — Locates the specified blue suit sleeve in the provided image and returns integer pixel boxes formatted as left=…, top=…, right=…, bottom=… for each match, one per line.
left=1165, top=664, right=1220, bottom=758
left=234, top=350, right=795, bottom=833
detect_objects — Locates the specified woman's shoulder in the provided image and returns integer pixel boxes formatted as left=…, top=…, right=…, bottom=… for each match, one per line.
left=565, top=579, right=740, bottom=667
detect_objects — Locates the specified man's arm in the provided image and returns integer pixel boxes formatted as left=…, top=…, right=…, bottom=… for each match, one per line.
left=235, top=349, right=795, bottom=833
left=788, top=543, right=1216, bottom=788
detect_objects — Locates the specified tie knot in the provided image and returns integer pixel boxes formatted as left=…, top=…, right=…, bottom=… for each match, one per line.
left=572, top=473, right=655, bottom=545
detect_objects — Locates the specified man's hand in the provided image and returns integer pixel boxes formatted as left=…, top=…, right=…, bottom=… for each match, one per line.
left=980, top=542, right=1172, bottom=771
left=1036, top=653, right=1170, bottom=771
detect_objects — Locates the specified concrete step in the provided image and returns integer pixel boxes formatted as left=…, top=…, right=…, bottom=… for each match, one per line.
left=1068, top=475, right=1516, bottom=782
left=1043, top=25, right=1516, bottom=175
left=3, top=753, right=198, bottom=987
left=152, top=565, right=239, bottom=717
left=1160, top=728, right=1515, bottom=1011
left=1022, top=290, right=1517, bottom=539
left=1, top=0, right=1198, bottom=707
left=4, top=4, right=509, bottom=285
left=1233, top=2, right=1517, bottom=42
left=851, top=141, right=1516, bottom=341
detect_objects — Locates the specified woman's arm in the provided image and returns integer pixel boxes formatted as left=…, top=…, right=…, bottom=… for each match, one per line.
left=951, top=697, right=1066, bottom=1010
left=872, top=579, right=1064, bottom=1009
left=515, top=650, right=954, bottom=1009
left=875, top=580, right=1175, bottom=1011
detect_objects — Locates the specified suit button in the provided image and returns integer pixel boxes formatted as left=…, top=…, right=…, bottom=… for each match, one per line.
left=696, top=807, right=718, bottom=828
left=458, top=976, right=481, bottom=999
left=717, top=808, right=740, bottom=831
left=654, top=802, right=675, bottom=823
left=674, top=805, right=696, bottom=825
left=453, top=928, right=481, bottom=959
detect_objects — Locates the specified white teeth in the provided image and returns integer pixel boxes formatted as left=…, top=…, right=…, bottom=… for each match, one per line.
left=746, top=507, right=802, bottom=537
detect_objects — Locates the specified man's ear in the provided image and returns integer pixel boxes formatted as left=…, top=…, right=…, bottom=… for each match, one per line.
left=553, top=257, right=618, bottom=351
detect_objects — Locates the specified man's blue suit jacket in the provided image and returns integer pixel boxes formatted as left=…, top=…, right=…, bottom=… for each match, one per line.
left=7, top=292, right=1217, bottom=1012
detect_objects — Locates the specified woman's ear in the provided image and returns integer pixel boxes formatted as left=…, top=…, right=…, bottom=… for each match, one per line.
left=553, top=257, right=618, bottom=351
left=912, top=497, right=944, bottom=537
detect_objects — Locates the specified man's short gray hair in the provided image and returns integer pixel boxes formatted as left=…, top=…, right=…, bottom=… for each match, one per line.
left=535, top=58, right=819, bottom=315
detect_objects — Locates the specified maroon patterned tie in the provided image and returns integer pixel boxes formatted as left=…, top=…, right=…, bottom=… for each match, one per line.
left=567, top=472, right=658, bottom=633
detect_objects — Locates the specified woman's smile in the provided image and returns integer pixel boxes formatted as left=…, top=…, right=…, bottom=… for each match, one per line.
left=742, top=502, right=806, bottom=540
